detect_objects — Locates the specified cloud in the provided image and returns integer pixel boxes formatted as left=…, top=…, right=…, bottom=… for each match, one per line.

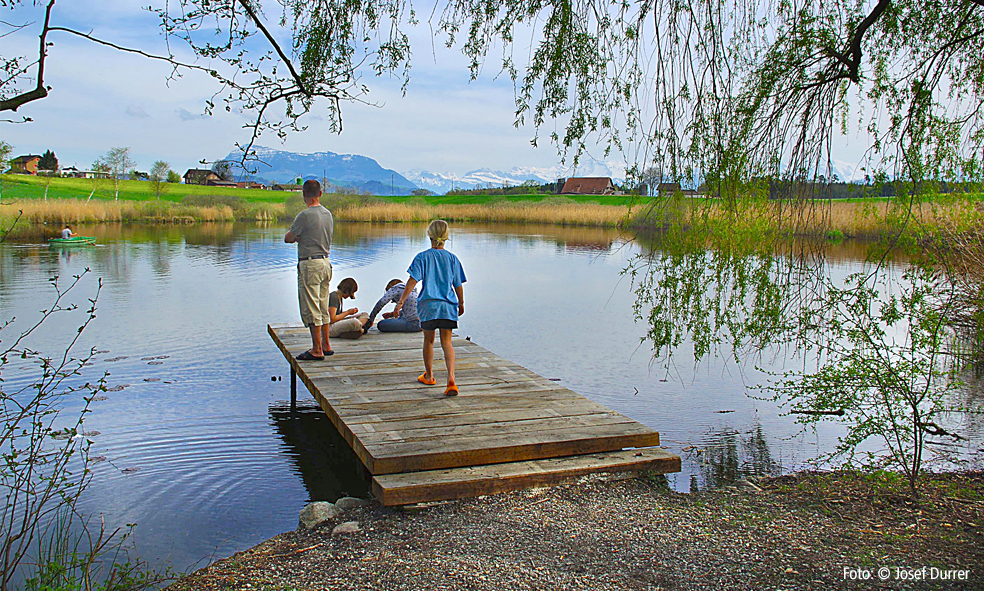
left=125, top=104, right=150, bottom=118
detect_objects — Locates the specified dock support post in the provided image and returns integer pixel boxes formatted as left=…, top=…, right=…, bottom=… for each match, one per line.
left=290, top=366, right=297, bottom=412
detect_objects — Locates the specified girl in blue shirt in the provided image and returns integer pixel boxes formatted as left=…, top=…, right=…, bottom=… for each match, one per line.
left=394, top=220, right=467, bottom=396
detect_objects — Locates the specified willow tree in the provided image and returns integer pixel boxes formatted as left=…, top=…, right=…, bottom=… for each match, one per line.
left=4, top=1, right=982, bottom=183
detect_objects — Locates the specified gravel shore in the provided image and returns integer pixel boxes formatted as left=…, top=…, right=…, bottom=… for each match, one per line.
left=167, top=471, right=983, bottom=591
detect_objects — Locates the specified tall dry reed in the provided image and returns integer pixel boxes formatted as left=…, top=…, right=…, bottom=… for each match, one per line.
left=335, top=202, right=630, bottom=227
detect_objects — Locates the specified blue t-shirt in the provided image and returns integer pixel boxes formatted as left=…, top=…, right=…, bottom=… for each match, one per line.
left=407, top=248, right=467, bottom=322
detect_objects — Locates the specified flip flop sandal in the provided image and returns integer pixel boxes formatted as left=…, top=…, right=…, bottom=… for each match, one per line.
left=444, top=383, right=459, bottom=396
left=295, top=351, right=325, bottom=361
left=417, top=374, right=437, bottom=385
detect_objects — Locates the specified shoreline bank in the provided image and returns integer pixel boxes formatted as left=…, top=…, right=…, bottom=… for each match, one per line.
left=3, top=196, right=982, bottom=241
left=166, top=470, right=982, bottom=591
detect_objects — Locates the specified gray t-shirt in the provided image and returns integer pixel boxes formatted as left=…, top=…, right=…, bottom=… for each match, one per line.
left=289, top=205, right=334, bottom=259
left=328, top=291, right=342, bottom=318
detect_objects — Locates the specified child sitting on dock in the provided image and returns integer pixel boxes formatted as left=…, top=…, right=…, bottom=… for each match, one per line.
left=365, top=279, right=420, bottom=333
left=329, top=277, right=370, bottom=339
left=394, top=220, right=466, bottom=396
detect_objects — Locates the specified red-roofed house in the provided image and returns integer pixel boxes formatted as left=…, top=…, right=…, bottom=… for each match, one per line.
left=560, top=177, right=616, bottom=195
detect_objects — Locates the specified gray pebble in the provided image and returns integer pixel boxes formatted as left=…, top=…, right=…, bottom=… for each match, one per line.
left=331, top=521, right=361, bottom=535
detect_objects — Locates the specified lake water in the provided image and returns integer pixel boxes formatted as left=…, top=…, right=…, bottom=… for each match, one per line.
left=1, top=222, right=981, bottom=575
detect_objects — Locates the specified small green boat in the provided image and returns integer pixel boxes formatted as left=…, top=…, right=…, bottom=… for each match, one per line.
left=49, top=236, right=97, bottom=246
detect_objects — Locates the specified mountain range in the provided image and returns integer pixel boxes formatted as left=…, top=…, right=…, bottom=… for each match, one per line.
left=220, top=146, right=627, bottom=195
left=402, top=159, right=628, bottom=195
left=222, top=146, right=418, bottom=195
left=218, top=146, right=860, bottom=195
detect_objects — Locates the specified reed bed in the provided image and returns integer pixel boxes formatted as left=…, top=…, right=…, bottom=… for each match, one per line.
left=2, top=199, right=238, bottom=224
left=334, top=201, right=630, bottom=227
left=3, top=194, right=981, bottom=237
left=631, top=196, right=984, bottom=239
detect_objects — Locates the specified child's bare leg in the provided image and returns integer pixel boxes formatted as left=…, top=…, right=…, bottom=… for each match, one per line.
left=422, top=329, right=436, bottom=380
left=439, top=328, right=456, bottom=387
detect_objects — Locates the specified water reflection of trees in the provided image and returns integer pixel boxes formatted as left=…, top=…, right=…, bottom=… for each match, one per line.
left=690, top=424, right=783, bottom=489
left=268, top=402, right=371, bottom=502
left=631, top=224, right=983, bottom=491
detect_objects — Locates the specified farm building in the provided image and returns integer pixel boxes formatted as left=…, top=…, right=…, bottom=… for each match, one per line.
left=560, top=177, right=616, bottom=195
left=183, top=169, right=221, bottom=185
left=9, top=155, right=41, bottom=175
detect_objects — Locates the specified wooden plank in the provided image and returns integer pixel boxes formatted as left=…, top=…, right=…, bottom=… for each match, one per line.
left=343, top=396, right=611, bottom=426
left=321, top=382, right=569, bottom=407
left=357, top=412, right=638, bottom=445
left=372, top=447, right=681, bottom=506
left=301, top=356, right=514, bottom=379
left=367, top=424, right=661, bottom=474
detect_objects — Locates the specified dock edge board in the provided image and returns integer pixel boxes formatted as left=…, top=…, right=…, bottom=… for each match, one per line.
left=371, top=447, right=681, bottom=506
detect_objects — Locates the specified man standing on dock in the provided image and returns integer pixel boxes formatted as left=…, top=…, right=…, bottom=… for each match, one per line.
left=285, top=180, right=335, bottom=360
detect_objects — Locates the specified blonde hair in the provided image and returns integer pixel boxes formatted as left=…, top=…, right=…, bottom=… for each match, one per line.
left=427, top=219, right=450, bottom=246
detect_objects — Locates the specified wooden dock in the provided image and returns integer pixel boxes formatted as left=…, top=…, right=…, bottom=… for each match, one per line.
left=269, top=323, right=680, bottom=505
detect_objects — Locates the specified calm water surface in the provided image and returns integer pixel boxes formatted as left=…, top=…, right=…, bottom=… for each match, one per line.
left=1, top=222, right=981, bottom=573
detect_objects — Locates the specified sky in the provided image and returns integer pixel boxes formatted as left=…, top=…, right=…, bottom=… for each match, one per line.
left=0, top=1, right=870, bottom=179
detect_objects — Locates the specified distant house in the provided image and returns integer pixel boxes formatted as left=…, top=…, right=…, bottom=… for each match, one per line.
left=657, top=182, right=699, bottom=197
left=183, top=169, right=221, bottom=185
left=271, top=183, right=302, bottom=192
left=235, top=181, right=265, bottom=190
left=206, top=179, right=238, bottom=188
left=560, top=177, right=616, bottom=195
left=60, top=166, right=110, bottom=179
left=10, top=155, right=41, bottom=175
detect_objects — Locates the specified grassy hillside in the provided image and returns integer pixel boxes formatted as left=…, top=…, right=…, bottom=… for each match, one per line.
left=0, top=174, right=643, bottom=205
left=0, top=174, right=287, bottom=203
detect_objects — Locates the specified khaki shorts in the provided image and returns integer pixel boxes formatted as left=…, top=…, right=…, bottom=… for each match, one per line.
left=329, top=313, right=368, bottom=338
left=297, top=258, right=332, bottom=326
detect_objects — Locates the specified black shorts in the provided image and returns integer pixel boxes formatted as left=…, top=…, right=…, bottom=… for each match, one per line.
left=420, top=319, right=458, bottom=331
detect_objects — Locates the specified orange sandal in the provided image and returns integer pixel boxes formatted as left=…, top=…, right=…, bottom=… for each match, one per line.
left=444, top=383, right=459, bottom=396
left=417, top=374, right=437, bottom=386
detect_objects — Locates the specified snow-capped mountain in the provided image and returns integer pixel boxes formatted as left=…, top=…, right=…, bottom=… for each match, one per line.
left=221, top=146, right=418, bottom=194
left=404, top=158, right=627, bottom=194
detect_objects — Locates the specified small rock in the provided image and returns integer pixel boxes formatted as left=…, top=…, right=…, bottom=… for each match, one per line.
left=89, top=395, right=109, bottom=401
left=143, top=378, right=160, bottom=382
left=121, top=467, right=139, bottom=474
left=107, top=384, right=130, bottom=392
left=147, top=361, right=164, bottom=365
left=334, top=496, right=369, bottom=511
left=90, top=456, right=107, bottom=463
left=298, top=502, right=340, bottom=531
left=332, top=521, right=361, bottom=535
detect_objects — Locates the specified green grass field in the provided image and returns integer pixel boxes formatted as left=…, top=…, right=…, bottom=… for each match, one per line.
left=0, top=174, right=646, bottom=205
left=0, top=174, right=286, bottom=203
